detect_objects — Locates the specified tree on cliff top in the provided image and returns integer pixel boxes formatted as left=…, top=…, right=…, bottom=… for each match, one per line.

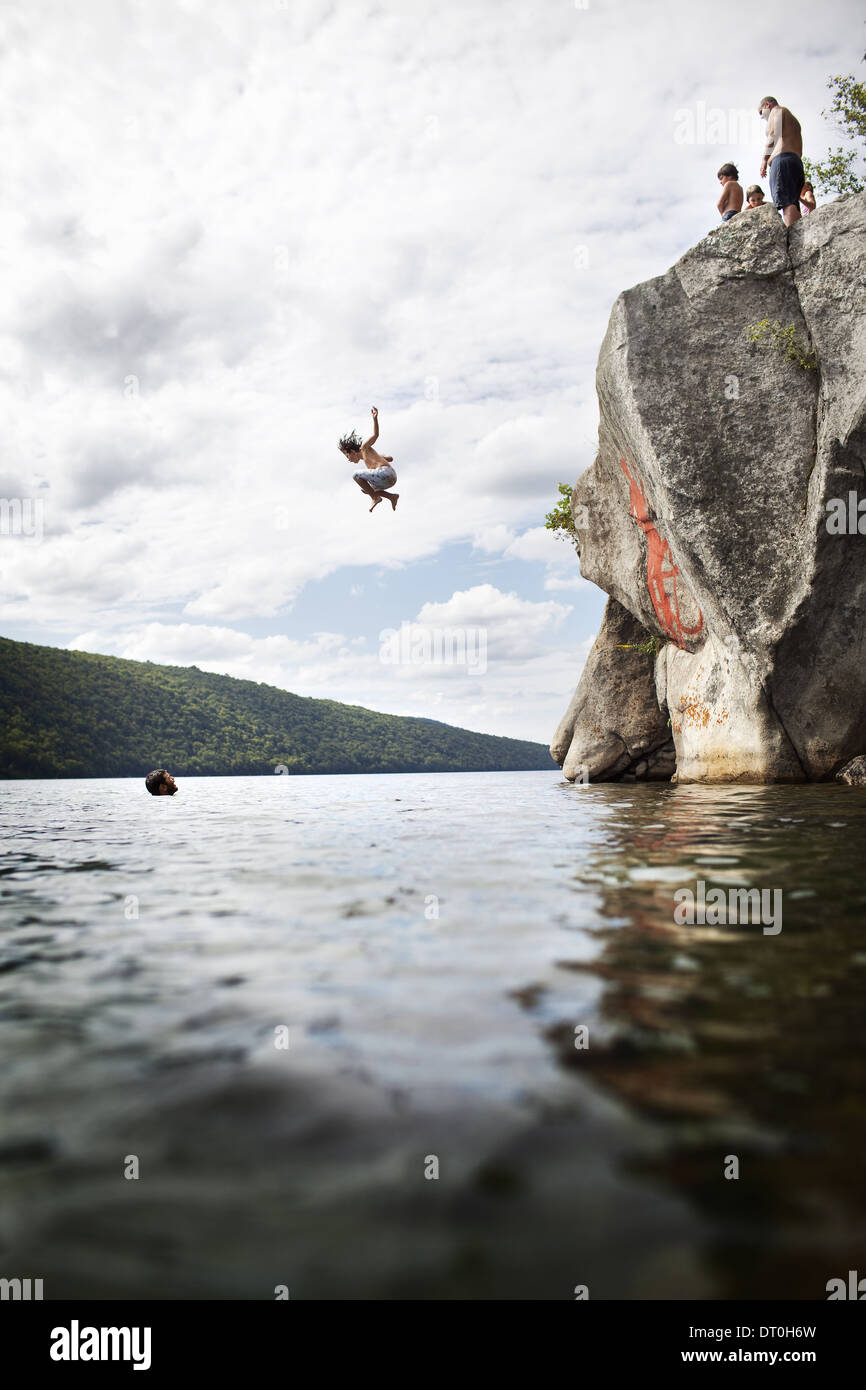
left=804, top=53, right=866, bottom=196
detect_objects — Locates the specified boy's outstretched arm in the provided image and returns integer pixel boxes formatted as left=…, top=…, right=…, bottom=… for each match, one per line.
left=363, top=405, right=380, bottom=450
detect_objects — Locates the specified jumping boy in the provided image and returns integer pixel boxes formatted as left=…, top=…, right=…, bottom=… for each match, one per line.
left=339, top=407, right=399, bottom=513
left=717, top=163, right=744, bottom=221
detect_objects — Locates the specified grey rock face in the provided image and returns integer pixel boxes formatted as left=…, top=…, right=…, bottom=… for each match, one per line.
left=553, top=194, right=866, bottom=783
left=550, top=598, right=673, bottom=782
left=836, top=756, right=866, bottom=786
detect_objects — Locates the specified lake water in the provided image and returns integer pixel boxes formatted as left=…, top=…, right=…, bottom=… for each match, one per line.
left=1, top=770, right=865, bottom=1300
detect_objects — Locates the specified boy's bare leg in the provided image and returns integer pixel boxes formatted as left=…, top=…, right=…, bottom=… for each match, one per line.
left=354, top=477, right=381, bottom=510
left=353, top=477, right=396, bottom=511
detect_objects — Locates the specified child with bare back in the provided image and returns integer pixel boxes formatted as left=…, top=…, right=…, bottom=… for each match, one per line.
left=339, top=407, right=399, bottom=513
left=716, top=163, right=744, bottom=221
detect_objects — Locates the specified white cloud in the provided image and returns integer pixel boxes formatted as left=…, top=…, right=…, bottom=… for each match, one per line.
left=415, top=583, right=571, bottom=660
left=544, top=574, right=586, bottom=592
left=68, top=583, right=585, bottom=742
left=1, top=0, right=858, bottom=738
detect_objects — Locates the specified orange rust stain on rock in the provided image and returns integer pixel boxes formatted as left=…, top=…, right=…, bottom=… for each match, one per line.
left=670, top=689, right=729, bottom=734
left=620, top=457, right=704, bottom=649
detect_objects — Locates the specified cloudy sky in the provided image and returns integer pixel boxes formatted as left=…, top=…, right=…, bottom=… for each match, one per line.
left=0, top=0, right=860, bottom=743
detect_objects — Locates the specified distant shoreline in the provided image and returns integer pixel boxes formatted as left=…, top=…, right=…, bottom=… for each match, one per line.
left=1, top=766, right=559, bottom=782
left=0, top=633, right=553, bottom=779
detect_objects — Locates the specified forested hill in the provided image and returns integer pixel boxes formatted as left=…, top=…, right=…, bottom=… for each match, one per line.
left=0, top=636, right=554, bottom=778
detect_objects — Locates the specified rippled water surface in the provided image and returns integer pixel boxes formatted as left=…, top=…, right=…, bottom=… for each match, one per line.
left=1, top=771, right=865, bottom=1299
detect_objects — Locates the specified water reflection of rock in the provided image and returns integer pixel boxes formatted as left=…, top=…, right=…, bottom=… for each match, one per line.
left=537, top=785, right=866, bottom=1298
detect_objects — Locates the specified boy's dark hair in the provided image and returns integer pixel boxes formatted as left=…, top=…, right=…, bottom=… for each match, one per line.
left=145, top=768, right=170, bottom=795
left=717, top=163, right=739, bottom=180
left=338, top=430, right=364, bottom=457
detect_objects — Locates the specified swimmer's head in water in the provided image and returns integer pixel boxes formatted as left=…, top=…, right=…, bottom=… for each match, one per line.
left=145, top=769, right=178, bottom=796
left=338, top=430, right=364, bottom=462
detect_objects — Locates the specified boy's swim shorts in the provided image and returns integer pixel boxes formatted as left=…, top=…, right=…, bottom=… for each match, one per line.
left=353, top=465, right=397, bottom=492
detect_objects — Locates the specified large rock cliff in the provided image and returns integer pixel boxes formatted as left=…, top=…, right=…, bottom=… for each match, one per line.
left=552, top=193, right=866, bottom=783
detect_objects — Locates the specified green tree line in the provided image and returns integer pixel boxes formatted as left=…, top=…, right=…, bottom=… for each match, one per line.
left=0, top=636, right=554, bottom=778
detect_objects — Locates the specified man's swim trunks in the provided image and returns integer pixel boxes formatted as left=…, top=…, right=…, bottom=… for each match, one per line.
left=769, top=152, right=805, bottom=210
left=721, top=209, right=738, bottom=221
left=353, top=465, right=397, bottom=492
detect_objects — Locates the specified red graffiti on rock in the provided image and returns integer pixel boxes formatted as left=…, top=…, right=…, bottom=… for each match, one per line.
left=620, top=457, right=703, bottom=649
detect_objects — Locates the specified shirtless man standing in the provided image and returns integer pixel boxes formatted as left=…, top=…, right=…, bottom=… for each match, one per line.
left=758, top=96, right=804, bottom=227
